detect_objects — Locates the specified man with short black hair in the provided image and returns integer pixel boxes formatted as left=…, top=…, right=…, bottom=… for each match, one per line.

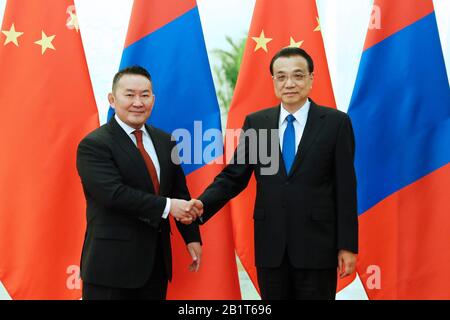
left=77, top=66, right=202, bottom=300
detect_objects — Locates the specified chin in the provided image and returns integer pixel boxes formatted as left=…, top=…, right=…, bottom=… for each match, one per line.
left=128, top=119, right=145, bottom=128
left=283, top=99, right=300, bottom=105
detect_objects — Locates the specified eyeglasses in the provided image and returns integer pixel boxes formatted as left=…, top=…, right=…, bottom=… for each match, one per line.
left=272, top=72, right=310, bottom=84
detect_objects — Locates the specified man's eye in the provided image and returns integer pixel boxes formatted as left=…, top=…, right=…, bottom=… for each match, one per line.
left=294, top=73, right=305, bottom=79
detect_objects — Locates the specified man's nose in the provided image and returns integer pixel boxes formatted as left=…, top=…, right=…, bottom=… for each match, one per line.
left=285, top=77, right=296, bottom=87
left=132, top=97, right=144, bottom=107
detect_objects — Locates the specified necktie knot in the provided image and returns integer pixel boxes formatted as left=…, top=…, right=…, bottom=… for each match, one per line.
left=132, top=129, right=143, bottom=143
left=286, top=114, right=295, bottom=123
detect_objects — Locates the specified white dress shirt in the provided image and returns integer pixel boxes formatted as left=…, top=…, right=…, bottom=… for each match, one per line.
left=279, top=99, right=311, bottom=153
left=115, top=115, right=171, bottom=218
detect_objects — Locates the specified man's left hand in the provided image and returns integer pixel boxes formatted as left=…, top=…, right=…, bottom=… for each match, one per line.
left=187, top=242, right=202, bottom=272
left=338, top=250, right=357, bottom=279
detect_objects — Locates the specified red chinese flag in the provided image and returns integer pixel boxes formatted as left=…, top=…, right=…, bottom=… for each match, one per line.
left=227, top=0, right=353, bottom=294
left=0, top=0, right=99, bottom=299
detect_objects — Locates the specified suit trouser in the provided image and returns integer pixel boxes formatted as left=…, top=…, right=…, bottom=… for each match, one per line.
left=257, top=252, right=337, bottom=300
left=82, top=235, right=168, bottom=300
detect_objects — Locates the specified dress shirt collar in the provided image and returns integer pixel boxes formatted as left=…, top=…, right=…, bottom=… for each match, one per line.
left=114, top=114, right=149, bottom=138
left=279, top=99, right=311, bottom=127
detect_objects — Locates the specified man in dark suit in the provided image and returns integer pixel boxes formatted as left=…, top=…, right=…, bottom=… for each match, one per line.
left=192, top=47, right=358, bottom=299
left=76, top=66, right=202, bottom=300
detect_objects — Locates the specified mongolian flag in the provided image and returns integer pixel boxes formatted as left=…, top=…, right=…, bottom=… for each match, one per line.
left=0, top=0, right=99, bottom=299
left=225, top=0, right=348, bottom=295
left=348, top=0, right=450, bottom=299
left=108, top=0, right=241, bottom=299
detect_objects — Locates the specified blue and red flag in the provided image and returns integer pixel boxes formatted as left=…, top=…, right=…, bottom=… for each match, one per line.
left=108, top=0, right=241, bottom=299
left=348, top=0, right=450, bottom=299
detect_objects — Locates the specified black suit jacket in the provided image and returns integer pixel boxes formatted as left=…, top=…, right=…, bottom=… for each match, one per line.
left=76, top=117, right=201, bottom=289
left=199, top=100, right=358, bottom=269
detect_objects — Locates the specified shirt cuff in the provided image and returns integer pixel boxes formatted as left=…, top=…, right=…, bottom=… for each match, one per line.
left=162, top=198, right=171, bottom=219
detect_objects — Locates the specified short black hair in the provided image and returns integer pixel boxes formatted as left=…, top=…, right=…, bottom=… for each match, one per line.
left=269, top=47, right=314, bottom=75
left=112, top=65, right=152, bottom=92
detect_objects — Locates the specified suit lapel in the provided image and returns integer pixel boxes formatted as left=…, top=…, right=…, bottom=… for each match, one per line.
left=288, top=100, right=326, bottom=177
left=108, top=117, right=155, bottom=192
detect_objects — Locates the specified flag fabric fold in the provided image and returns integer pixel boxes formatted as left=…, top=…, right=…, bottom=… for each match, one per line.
left=349, top=0, right=450, bottom=299
left=109, top=0, right=241, bottom=299
left=0, top=0, right=99, bottom=299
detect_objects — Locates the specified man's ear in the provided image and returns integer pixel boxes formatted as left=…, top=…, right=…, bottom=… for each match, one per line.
left=150, top=94, right=155, bottom=108
left=108, top=93, right=115, bottom=107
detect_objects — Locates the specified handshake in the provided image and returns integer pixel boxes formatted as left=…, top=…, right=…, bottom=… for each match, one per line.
left=170, top=198, right=204, bottom=225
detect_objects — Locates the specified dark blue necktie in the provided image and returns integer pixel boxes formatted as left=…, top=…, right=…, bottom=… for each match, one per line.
left=282, top=114, right=296, bottom=174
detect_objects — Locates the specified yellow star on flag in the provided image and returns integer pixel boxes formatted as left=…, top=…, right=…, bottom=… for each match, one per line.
left=288, top=37, right=304, bottom=48
left=66, top=11, right=79, bottom=32
left=314, top=17, right=321, bottom=32
left=34, top=31, right=56, bottom=55
left=252, top=30, right=272, bottom=53
left=2, top=24, right=24, bottom=47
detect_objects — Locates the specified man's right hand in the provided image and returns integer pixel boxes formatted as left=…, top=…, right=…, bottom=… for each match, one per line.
left=170, top=199, right=203, bottom=224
